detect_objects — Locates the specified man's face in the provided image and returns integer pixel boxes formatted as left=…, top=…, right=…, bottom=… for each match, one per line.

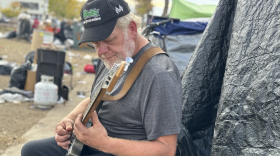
left=90, top=27, right=135, bottom=69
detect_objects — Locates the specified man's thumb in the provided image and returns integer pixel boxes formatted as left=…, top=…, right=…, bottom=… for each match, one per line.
left=91, top=111, right=100, bottom=125
left=65, top=121, right=73, bottom=131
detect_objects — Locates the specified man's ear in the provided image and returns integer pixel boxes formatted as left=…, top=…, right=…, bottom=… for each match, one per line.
left=127, top=21, right=137, bottom=39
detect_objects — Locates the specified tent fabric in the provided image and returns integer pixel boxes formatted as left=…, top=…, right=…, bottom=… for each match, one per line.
left=178, top=0, right=280, bottom=155
left=149, top=33, right=203, bottom=76
left=147, top=16, right=208, bottom=36
left=147, top=16, right=206, bottom=76
left=164, top=34, right=202, bottom=75
left=176, top=0, right=237, bottom=155
left=212, top=0, right=280, bottom=155
left=169, top=0, right=217, bottom=20
left=153, top=20, right=207, bottom=36
left=145, top=16, right=208, bottom=76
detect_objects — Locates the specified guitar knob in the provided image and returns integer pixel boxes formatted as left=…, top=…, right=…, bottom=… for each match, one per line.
left=108, top=76, right=111, bottom=80
left=126, top=57, right=133, bottom=63
left=124, top=57, right=133, bottom=71
left=105, top=81, right=109, bottom=85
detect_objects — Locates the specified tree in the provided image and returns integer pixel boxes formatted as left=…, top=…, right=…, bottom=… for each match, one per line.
left=162, top=0, right=169, bottom=17
left=48, top=0, right=83, bottom=19
left=0, top=1, right=26, bottom=18
left=134, top=0, right=153, bottom=26
left=134, top=0, right=153, bottom=18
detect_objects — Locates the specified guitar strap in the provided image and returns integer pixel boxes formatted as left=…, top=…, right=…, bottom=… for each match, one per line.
left=101, top=46, right=166, bottom=101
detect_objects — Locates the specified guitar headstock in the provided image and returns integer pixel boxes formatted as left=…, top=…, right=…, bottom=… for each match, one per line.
left=102, top=57, right=133, bottom=92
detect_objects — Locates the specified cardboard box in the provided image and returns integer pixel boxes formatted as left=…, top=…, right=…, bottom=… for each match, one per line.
left=31, top=29, right=54, bottom=63
left=24, top=70, right=37, bottom=92
left=31, top=29, right=54, bottom=51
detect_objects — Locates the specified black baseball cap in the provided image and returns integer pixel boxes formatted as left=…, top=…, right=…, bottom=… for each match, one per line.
left=78, top=0, right=130, bottom=45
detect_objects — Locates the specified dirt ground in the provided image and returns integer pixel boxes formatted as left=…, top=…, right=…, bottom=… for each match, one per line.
left=0, top=25, right=97, bottom=154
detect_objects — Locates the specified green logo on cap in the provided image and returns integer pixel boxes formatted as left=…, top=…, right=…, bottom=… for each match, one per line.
left=83, top=9, right=100, bottom=19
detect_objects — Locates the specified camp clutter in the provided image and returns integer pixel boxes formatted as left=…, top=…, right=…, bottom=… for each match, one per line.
left=0, top=29, right=98, bottom=108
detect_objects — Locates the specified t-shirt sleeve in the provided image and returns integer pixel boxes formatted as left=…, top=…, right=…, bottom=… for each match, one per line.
left=143, top=71, right=183, bottom=140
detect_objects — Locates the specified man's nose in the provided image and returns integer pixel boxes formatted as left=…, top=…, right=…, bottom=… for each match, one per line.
left=97, top=42, right=109, bottom=56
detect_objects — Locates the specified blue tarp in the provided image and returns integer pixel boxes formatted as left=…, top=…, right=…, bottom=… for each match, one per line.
left=150, top=18, right=208, bottom=36
left=146, top=16, right=209, bottom=76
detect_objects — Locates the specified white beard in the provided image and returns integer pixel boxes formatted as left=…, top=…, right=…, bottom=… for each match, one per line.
left=103, top=33, right=135, bottom=69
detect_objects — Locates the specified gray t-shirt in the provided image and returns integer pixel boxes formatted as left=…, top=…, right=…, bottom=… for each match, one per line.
left=90, top=43, right=182, bottom=141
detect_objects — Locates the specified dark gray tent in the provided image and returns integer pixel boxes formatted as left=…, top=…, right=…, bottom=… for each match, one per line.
left=177, top=0, right=280, bottom=155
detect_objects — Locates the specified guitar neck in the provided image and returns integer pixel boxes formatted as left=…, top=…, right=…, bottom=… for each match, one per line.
left=81, top=88, right=107, bottom=125
left=81, top=61, right=128, bottom=125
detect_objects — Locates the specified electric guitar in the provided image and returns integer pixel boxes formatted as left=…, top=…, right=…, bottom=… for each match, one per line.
left=66, top=58, right=132, bottom=156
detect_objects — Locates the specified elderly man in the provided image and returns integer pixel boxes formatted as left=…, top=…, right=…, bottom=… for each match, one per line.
left=21, top=0, right=182, bottom=156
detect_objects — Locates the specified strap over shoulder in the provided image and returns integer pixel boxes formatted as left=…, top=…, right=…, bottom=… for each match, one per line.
left=101, top=46, right=166, bottom=101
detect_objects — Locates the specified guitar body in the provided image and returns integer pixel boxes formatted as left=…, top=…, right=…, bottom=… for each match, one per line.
left=66, top=136, right=83, bottom=156
left=66, top=60, right=129, bottom=156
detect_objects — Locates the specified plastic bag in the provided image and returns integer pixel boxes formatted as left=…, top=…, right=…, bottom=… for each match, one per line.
left=9, top=62, right=31, bottom=89
left=0, top=60, right=13, bottom=75
left=25, top=51, right=36, bottom=63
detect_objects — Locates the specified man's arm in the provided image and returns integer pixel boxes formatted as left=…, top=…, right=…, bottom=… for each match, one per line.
left=74, top=111, right=178, bottom=156
left=64, top=97, right=91, bottom=121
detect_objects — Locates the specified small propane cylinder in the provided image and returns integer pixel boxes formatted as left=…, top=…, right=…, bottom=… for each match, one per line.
left=34, top=75, right=58, bottom=109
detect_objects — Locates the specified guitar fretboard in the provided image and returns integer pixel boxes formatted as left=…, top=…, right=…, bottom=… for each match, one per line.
left=81, top=64, right=119, bottom=122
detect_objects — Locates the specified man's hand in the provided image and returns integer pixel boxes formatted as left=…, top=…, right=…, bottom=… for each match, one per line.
left=74, top=111, right=110, bottom=151
left=55, top=117, right=74, bottom=149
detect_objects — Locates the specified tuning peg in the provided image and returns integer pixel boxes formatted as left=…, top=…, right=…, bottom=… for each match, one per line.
left=126, top=57, right=133, bottom=63
left=124, top=57, right=133, bottom=71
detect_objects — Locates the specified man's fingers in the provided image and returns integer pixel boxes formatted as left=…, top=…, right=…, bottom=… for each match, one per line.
left=56, top=127, right=72, bottom=136
left=55, top=134, right=71, bottom=143
left=91, top=111, right=101, bottom=126
left=74, top=114, right=84, bottom=132
left=56, top=124, right=69, bottom=135
left=55, top=124, right=64, bottom=134
left=57, top=140, right=71, bottom=149
left=55, top=121, right=73, bottom=136
left=77, top=113, right=83, bottom=121
left=54, top=118, right=75, bottom=149
left=65, top=121, right=73, bottom=131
